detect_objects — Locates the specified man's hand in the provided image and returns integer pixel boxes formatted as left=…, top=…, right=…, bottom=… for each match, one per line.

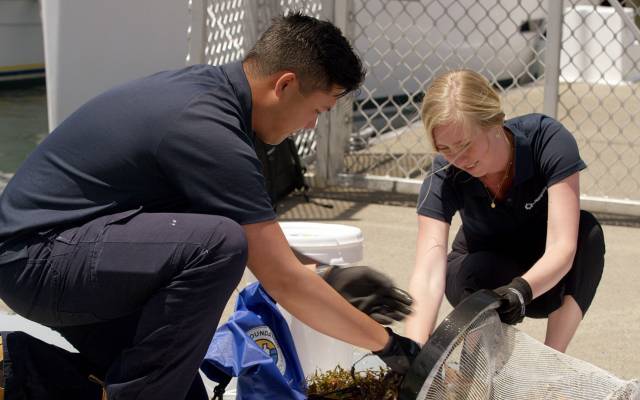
left=321, top=266, right=413, bottom=324
left=493, top=277, right=533, bottom=325
left=373, top=328, right=421, bottom=374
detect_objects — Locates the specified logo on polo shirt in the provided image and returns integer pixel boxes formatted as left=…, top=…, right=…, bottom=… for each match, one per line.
left=525, top=187, right=547, bottom=210
left=248, top=326, right=287, bottom=374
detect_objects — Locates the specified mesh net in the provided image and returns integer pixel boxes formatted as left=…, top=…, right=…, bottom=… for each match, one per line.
left=417, top=311, right=640, bottom=400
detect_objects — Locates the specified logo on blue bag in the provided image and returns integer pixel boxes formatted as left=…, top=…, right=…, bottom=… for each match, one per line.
left=248, top=326, right=287, bottom=374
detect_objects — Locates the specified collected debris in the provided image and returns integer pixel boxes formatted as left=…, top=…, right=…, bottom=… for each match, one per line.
left=306, top=366, right=402, bottom=400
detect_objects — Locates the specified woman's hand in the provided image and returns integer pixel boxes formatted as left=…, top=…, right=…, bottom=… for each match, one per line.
left=493, top=277, right=533, bottom=324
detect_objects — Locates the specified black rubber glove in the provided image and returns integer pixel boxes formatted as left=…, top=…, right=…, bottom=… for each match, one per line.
left=493, top=277, right=533, bottom=325
left=320, top=265, right=413, bottom=325
left=373, top=328, right=421, bottom=375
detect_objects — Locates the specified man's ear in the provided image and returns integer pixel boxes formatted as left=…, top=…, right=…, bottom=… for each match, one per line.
left=274, top=72, right=297, bottom=98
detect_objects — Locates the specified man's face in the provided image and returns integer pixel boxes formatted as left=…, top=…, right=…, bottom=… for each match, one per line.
left=255, top=74, right=343, bottom=145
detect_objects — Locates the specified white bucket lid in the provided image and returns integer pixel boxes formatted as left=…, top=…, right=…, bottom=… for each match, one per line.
left=279, top=222, right=363, bottom=248
left=278, top=222, right=364, bottom=265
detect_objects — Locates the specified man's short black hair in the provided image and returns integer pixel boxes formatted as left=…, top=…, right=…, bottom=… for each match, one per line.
left=244, top=12, right=366, bottom=97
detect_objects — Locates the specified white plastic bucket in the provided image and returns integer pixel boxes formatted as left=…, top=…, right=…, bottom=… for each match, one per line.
left=244, top=222, right=365, bottom=378
left=209, top=222, right=368, bottom=398
left=0, top=312, right=76, bottom=352
left=280, top=222, right=365, bottom=377
left=278, top=222, right=364, bottom=266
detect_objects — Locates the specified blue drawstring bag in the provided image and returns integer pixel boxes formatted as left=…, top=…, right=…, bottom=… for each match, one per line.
left=201, top=282, right=307, bottom=400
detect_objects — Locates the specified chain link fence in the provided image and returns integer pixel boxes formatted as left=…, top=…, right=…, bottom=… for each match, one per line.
left=190, top=0, right=640, bottom=215
left=558, top=0, right=640, bottom=211
left=339, top=0, right=640, bottom=215
left=345, top=0, right=547, bottom=181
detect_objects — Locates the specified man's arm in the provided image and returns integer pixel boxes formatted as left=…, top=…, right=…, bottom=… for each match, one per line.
left=243, top=219, right=389, bottom=351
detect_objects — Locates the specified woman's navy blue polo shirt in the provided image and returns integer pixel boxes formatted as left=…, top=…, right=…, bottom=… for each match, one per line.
left=417, top=113, right=586, bottom=252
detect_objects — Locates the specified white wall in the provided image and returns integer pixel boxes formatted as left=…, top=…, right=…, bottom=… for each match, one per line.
left=42, top=1, right=191, bottom=130
left=0, top=0, right=44, bottom=78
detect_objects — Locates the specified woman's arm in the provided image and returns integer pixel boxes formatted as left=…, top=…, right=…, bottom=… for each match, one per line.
left=522, top=172, right=580, bottom=298
left=405, top=215, right=450, bottom=344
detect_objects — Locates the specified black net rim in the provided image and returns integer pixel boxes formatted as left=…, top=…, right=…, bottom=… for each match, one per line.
left=398, top=289, right=501, bottom=400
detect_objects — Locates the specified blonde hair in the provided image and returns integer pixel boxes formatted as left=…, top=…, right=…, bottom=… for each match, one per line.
left=420, top=70, right=505, bottom=148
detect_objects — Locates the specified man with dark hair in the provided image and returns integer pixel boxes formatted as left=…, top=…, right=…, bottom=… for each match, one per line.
left=245, top=12, right=364, bottom=96
left=0, top=13, right=419, bottom=400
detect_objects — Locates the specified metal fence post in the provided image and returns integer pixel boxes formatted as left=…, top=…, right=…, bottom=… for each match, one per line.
left=609, top=0, right=640, bottom=43
left=312, top=0, right=353, bottom=188
left=543, top=0, right=564, bottom=118
left=186, top=0, right=206, bottom=66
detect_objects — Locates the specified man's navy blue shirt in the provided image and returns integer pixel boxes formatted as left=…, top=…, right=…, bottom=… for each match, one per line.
left=417, top=114, right=586, bottom=252
left=0, top=62, right=276, bottom=243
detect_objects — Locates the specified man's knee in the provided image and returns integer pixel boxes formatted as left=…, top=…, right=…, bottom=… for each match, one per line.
left=211, top=217, right=248, bottom=269
left=189, top=216, right=248, bottom=283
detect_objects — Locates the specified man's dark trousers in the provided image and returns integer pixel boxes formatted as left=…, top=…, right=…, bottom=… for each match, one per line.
left=0, top=211, right=248, bottom=399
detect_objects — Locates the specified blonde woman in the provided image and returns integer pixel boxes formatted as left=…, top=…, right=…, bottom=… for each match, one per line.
left=406, top=70, right=605, bottom=352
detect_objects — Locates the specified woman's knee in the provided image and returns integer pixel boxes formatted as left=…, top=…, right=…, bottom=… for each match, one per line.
left=560, top=211, right=605, bottom=316
left=445, top=252, right=488, bottom=306
left=578, top=210, right=605, bottom=255
left=445, top=251, right=521, bottom=306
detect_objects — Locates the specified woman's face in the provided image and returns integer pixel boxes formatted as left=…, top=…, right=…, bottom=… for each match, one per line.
left=432, top=122, right=498, bottom=177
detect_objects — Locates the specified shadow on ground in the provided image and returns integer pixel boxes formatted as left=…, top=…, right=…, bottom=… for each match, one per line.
left=276, top=186, right=419, bottom=221
left=277, top=186, right=640, bottom=228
